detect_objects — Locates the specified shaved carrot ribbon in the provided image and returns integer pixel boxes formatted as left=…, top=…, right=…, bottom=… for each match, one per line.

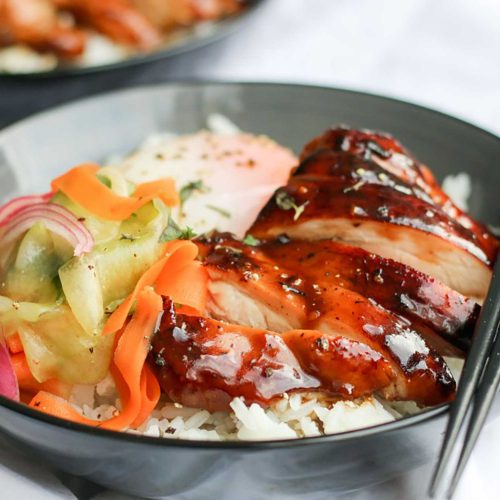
left=29, top=241, right=207, bottom=429
left=155, top=259, right=207, bottom=312
left=6, top=333, right=23, bottom=354
left=51, top=163, right=179, bottom=221
left=30, top=392, right=96, bottom=425
left=28, top=220, right=207, bottom=430
left=131, top=365, right=161, bottom=428
left=102, top=239, right=206, bottom=335
left=12, top=353, right=71, bottom=398
left=30, top=288, right=162, bottom=430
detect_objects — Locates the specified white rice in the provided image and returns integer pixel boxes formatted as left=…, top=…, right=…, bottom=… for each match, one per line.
left=70, top=376, right=400, bottom=441
left=442, top=172, right=471, bottom=211
left=69, top=358, right=464, bottom=441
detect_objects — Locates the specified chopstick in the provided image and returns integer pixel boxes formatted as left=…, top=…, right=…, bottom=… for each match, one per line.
left=447, top=325, right=500, bottom=496
left=429, top=256, right=500, bottom=498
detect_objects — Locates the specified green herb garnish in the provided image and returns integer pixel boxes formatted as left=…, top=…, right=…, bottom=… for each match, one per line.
left=206, top=204, right=231, bottom=218
left=105, top=298, right=125, bottom=314
left=243, top=234, right=260, bottom=246
left=120, top=234, right=137, bottom=241
left=160, top=215, right=197, bottom=242
left=275, top=191, right=308, bottom=221
left=179, top=180, right=209, bottom=204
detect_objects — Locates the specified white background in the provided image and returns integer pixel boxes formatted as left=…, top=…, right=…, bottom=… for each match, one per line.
left=1, top=0, right=499, bottom=498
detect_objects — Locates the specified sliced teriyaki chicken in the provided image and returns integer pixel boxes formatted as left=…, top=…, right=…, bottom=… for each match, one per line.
left=149, top=300, right=394, bottom=412
left=119, top=130, right=297, bottom=236
left=196, top=234, right=456, bottom=406
left=298, top=126, right=480, bottom=225
left=249, top=132, right=498, bottom=301
left=260, top=238, right=479, bottom=354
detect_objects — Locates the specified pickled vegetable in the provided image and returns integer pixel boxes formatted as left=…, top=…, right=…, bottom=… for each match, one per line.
left=1, top=223, right=61, bottom=303
left=59, top=200, right=168, bottom=335
left=51, top=192, right=120, bottom=245
left=18, top=306, right=113, bottom=384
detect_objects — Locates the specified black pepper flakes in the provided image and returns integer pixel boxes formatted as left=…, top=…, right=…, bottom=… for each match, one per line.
left=154, top=354, right=167, bottom=367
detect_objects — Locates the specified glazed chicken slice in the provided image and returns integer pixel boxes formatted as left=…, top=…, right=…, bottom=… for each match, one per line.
left=299, top=126, right=474, bottom=224
left=149, top=300, right=394, bottom=412
left=197, top=234, right=456, bottom=406
left=249, top=145, right=498, bottom=301
left=261, top=238, right=478, bottom=354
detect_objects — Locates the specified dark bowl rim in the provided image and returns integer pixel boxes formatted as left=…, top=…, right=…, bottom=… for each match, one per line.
left=0, top=80, right=497, bottom=450
left=0, top=0, right=266, bottom=80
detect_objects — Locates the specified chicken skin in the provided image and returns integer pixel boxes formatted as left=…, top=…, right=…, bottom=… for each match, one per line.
left=195, top=233, right=456, bottom=406
left=250, top=128, right=498, bottom=301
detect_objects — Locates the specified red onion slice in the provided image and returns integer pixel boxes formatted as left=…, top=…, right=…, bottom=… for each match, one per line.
left=1, top=203, right=94, bottom=256
left=0, top=192, right=53, bottom=227
left=0, top=341, right=19, bottom=402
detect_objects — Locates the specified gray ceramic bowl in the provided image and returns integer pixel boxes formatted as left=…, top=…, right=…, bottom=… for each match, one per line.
left=0, top=82, right=498, bottom=498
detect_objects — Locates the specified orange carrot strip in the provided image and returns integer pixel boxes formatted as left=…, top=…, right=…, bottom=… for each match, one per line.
left=133, top=179, right=179, bottom=207
left=131, top=364, right=161, bottom=429
left=30, top=391, right=96, bottom=425
left=51, top=163, right=178, bottom=221
left=11, top=352, right=31, bottom=383
left=29, top=289, right=162, bottom=431
left=102, top=240, right=199, bottom=335
left=39, top=379, right=72, bottom=399
left=155, top=260, right=207, bottom=313
left=29, top=237, right=205, bottom=429
left=13, top=353, right=70, bottom=398
left=29, top=370, right=159, bottom=430
left=6, top=333, right=23, bottom=354
left=100, top=288, right=162, bottom=430
left=95, top=289, right=161, bottom=430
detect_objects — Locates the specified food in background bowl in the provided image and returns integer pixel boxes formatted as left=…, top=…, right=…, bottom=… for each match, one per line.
left=0, top=116, right=496, bottom=441
left=0, top=0, right=247, bottom=73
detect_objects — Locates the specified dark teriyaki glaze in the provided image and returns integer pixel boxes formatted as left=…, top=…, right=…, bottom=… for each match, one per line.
left=299, top=126, right=439, bottom=190
left=197, top=232, right=313, bottom=328
left=149, top=127, right=500, bottom=410
left=261, top=238, right=479, bottom=352
left=197, top=234, right=456, bottom=406
left=295, top=127, right=498, bottom=263
left=250, top=174, right=496, bottom=267
left=149, top=299, right=394, bottom=411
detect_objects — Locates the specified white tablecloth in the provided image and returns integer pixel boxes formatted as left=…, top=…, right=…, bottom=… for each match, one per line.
left=1, top=0, right=499, bottom=498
